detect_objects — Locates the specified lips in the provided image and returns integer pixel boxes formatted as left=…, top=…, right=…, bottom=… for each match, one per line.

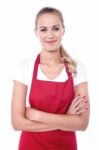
left=45, top=40, right=57, bottom=44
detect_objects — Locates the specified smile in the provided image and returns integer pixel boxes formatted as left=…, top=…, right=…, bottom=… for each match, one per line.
left=45, top=40, right=57, bottom=44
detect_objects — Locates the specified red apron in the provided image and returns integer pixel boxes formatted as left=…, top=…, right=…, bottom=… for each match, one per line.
left=18, top=54, right=77, bottom=150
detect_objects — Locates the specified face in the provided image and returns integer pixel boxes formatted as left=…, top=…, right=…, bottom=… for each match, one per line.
left=35, top=13, right=65, bottom=52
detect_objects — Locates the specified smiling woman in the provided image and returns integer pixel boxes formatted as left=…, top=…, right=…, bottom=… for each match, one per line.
left=11, top=7, right=90, bottom=150
left=35, top=11, right=65, bottom=53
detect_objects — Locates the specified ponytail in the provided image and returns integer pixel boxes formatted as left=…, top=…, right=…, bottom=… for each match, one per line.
left=60, top=46, right=77, bottom=75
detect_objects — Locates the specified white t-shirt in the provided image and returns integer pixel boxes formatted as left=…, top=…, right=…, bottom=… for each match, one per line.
left=12, top=55, right=87, bottom=104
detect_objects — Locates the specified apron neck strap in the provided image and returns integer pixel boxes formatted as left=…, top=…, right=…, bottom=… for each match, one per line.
left=33, top=53, right=40, bottom=79
left=64, top=61, right=72, bottom=78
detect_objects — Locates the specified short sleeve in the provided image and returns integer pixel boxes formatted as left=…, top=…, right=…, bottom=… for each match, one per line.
left=12, top=59, right=29, bottom=85
left=73, top=61, right=87, bottom=86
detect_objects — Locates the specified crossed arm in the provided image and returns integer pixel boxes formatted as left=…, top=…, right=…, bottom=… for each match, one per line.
left=11, top=81, right=90, bottom=132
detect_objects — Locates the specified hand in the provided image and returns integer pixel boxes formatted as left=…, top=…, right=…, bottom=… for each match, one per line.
left=26, top=107, right=39, bottom=121
left=67, top=95, right=88, bottom=115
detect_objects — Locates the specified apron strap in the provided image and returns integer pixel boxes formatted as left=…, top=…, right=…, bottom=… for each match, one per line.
left=64, top=61, right=72, bottom=78
left=33, top=53, right=40, bottom=79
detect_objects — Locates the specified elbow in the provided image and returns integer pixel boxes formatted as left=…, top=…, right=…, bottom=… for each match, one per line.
left=79, top=119, right=89, bottom=131
left=11, top=119, right=21, bottom=131
left=80, top=124, right=88, bottom=131
left=81, top=122, right=89, bottom=131
left=12, top=123, right=21, bottom=131
left=78, top=112, right=90, bottom=131
left=11, top=116, right=25, bottom=131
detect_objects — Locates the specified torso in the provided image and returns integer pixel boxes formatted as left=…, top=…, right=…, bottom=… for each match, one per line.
left=18, top=54, right=77, bottom=150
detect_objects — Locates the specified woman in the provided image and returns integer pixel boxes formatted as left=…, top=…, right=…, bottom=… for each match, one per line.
left=11, top=7, right=90, bottom=150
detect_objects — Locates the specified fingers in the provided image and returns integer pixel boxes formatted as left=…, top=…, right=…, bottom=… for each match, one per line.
left=67, top=95, right=88, bottom=115
left=69, top=95, right=80, bottom=107
left=73, top=97, right=87, bottom=110
left=75, top=103, right=88, bottom=115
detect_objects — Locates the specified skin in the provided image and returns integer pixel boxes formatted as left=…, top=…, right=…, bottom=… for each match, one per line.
left=11, top=13, right=90, bottom=132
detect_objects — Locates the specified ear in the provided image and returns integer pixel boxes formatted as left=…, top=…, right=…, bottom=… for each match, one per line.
left=34, top=28, right=39, bottom=38
left=62, top=26, right=65, bottom=35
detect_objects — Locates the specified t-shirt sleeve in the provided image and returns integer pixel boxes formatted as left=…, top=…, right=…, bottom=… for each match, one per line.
left=12, top=59, right=29, bottom=85
left=73, top=61, right=87, bottom=86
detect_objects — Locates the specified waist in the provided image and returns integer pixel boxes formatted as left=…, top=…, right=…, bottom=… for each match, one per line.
left=21, top=130, right=76, bottom=142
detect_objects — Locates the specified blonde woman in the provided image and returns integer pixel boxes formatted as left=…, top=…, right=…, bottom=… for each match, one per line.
left=11, top=7, right=90, bottom=150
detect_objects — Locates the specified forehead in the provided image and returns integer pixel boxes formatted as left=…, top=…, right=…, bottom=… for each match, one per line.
left=37, top=13, right=62, bottom=27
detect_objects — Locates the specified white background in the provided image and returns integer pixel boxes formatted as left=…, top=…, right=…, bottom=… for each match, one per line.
left=0, top=0, right=99, bottom=149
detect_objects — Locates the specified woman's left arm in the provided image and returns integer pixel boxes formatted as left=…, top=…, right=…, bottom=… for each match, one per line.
left=26, top=82, right=90, bottom=131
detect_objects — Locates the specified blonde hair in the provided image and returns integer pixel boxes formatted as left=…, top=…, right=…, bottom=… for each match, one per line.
left=60, top=46, right=77, bottom=75
left=35, top=7, right=77, bottom=75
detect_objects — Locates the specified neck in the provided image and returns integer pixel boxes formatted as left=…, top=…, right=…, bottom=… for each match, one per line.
left=40, top=49, right=62, bottom=65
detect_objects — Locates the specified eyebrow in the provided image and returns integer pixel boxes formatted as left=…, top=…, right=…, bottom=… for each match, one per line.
left=39, top=25, right=61, bottom=29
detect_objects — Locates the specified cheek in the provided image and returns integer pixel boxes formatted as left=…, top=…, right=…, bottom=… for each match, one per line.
left=56, top=33, right=63, bottom=41
left=38, top=34, right=46, bottom=41
left=56, top=31, right=63, bottom=37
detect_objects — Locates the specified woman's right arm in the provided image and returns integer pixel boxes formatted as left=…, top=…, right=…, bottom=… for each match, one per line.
left=11, top=81, right=57, bottom=132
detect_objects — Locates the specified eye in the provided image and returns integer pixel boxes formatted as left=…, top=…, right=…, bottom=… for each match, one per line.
left=53, top=27, right=60, bottom=31
left=40, top=28, right=47, bottom=32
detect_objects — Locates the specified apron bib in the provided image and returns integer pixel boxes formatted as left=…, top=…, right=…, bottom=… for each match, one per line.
left=18, top=54, right=77, bottom=150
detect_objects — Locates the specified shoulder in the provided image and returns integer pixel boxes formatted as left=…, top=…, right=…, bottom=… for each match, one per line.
left=12, top=54, right=37, bottom=85
left=76, top=61, right=86, bottom=72
left=15, top=57, right=35, bottom=74
left=73, top=61, right=87, bottom=86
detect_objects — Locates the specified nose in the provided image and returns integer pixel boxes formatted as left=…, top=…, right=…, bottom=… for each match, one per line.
left=47, top=30, right=54, bottom=39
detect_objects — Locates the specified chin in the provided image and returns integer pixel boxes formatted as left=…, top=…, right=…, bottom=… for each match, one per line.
left=45, top=46, right=60, bottom=52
